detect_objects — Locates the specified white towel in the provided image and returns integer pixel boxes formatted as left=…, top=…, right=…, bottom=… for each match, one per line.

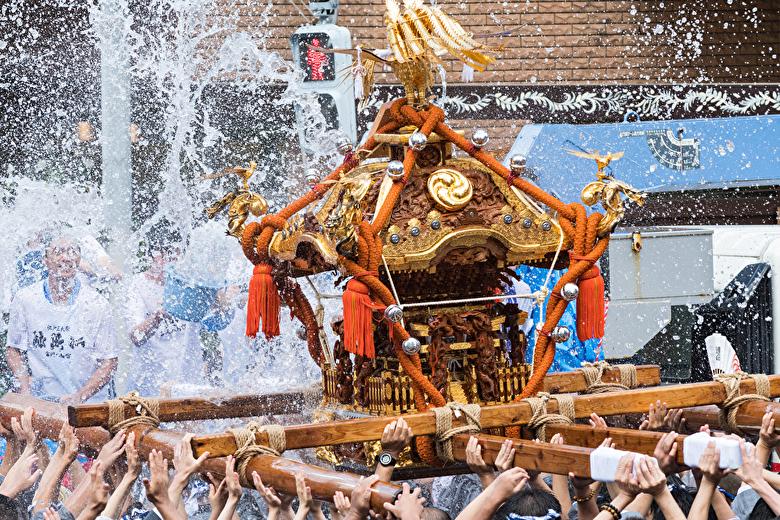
left=589, top=446, right=659, bottom=482
left=683, top=432, right=746, bottom=470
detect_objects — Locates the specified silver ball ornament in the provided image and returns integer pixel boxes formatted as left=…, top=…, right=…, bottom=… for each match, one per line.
left=561, top=283, right=579, bottom=302
left=335, top=136, right=354, bottom=155
left=408, top=131, right=428, bottom=151
left=402, top=337, right=422, bottom=355
left=550, top=326, right=571, bottom=343
left=296, top=324, right=308, bottom=341
left=471, top=129, right=489, bottom=147
left=386, top=160, right=405, bottom=180
left=304, top=169, right=321, bottom=188
left=509, top=154, right=527, bottom=173
left=384, top=305, right=404, bottom=324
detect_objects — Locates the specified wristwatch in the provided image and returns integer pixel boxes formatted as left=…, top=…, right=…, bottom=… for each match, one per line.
left=378, top=452, right=397, bottom=467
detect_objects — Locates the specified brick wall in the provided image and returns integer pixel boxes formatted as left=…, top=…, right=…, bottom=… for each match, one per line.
left=218, top=0, right=780, bottom=85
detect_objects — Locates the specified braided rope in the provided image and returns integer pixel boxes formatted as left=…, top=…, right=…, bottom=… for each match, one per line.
left=578, top=361, right=638, bottom=394
left=431, top=403, right=482, bottom=462
left=524, top=392, right=575, bottom=442
left=716, top=372, right=771, bottom=436
left=105, top=391, right=160, bottom=436
left=227, top=422, right=287, bottom=487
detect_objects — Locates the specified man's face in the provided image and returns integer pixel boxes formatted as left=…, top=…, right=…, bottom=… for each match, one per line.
left=43, top=239, right=81, bottom=279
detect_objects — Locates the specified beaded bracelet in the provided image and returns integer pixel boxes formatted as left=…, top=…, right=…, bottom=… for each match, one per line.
left=574, top=489, right=595, bottom=503
left=600, top=503, right=621, bottom=520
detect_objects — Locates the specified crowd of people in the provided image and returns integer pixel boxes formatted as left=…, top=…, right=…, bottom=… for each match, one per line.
left=3, top=222, right=253, bottom=405
left=0, top=402, right=778, bottom=520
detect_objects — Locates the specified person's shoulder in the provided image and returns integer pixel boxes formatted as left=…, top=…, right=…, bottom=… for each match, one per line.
left=13, top=279, right=44, bottom=304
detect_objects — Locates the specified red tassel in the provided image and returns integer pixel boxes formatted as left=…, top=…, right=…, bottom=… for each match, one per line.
left=342, top=279, right=384, bottom=358
left=246, top=264, right=280, bottom=340
left=576, top=265, right=605, bottom=341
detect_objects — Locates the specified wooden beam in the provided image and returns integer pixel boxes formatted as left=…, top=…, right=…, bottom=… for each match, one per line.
left=544, top=424, right=687, bottom=465
left=66, top=367, right=658, bottom=429
left=680, top=403, right=780, bottom=434
left=67, top=388, right=320, bottom=428
left=543, top=365, right=661, bottom=394
left=452, top=433, right=594, bottom=476
left=0, top=394, right=400, bottom=513
left=195, top=374, right=777, bottom=459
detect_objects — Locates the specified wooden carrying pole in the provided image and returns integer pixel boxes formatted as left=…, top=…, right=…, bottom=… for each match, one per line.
left=67, top=366, right=660, bottom=430
left=544, top=424, right=687, bottom=466
left=192, top=375, right=780, bottom=458
left=680, top=403, right=780, bottom=434
left=453, top=433, right=595, bottom=476
left=67, top=387, right=321, bottom=428
left=0, top=394, right=401, bottom=513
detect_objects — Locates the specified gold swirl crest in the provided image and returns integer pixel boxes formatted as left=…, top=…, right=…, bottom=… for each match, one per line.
left=427, top=167, right=473, bottom=211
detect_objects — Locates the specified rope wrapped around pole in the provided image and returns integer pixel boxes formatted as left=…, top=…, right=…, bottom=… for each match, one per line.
left=228, top=422, right=287, bottom=487
left=578, top=361, right=638, bottom=394
left=716, top=372, right=771, bottom=436
left=432, top=403, right=482, bottom=462
left=524, top=392, right=575, bottom=442
left=105, top=391, right=160, bottom=436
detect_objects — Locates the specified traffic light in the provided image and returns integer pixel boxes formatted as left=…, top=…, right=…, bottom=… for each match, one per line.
left=290, top=25, right=357, bottom=153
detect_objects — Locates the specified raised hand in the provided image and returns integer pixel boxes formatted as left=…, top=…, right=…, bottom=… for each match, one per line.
left=653, top=432, right=684, bottom=475
left=384, top=482, right=425, bottom=520
left=173, top=433, right=210, bottom=478
left=143, top=449, right=171, bottom=505
left=589, top=413, right=607, bottom=429
left=494, top=438, right=516, bottom=474
left=58, top=422, right=80, bottom=463
left=488, top=466, right=530, bottom=503
left=95, top=429, right=127, bottom=475
left=254, top=471, right=282, bottom=509
left=11, top=407, right=40, bottom=449
left=634, top=456, right=666, bottom=497
left=0, top=445, right=41, bottom=498
left=334, top=491, right=351, bottom=518
left=613, top=453, right=641, bottom=499
left=698, top=440, right=728, bottom=485
left=42, top=507, right=62, bottom=520
left=639, top=401, right=667, bottom=431
left=381, top=418, right=413, bottom=458
left=294, top=468, right=313, bottom=519
left=83, top=460, right=110, bottom=517
left=205, top=472, right=229, bottom=519
left=346, top=474, right=381, bottom=520
left=465, top=436, right=495, bottom=488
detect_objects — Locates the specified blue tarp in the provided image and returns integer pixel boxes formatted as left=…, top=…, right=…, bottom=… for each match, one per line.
left=516, top=265, right=604, bottom=372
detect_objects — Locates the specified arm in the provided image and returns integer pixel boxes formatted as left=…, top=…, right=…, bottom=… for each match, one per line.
left=100, top=431, right=142, bottom=520
left=465, top=436, right=497, bottom=489
left=549, top=434, right=572, bottom=519
left=569, top=473, right=599, bottom=520
left=216, top=456, right=242, bottom=520
left=169, top=433, right=210, bottom=517
left=635, top=457, right=685, bottom=520
left=688, top=441, right=724, bottom=520
left=204, top=472, right=228, bottom=520
left=0, top=421, right=20, bottom=477
left=375, top=418, right=413, bottom=483
left=33, top=423, right=80, bottom=513
left=332, top=492, right=350, bottom=520
left=143, top=449, right=184, bottom=520
left=74, top=463, right=110, bottom=520
left=6, top=347, right=31, bottom=395
left=453, top=467, right=529, bottom=520
left=0, top=444, right=41, bottom=499
left=756, top=412, right=779, bottom=467
left=293, top=469, right=312, bottom=520
left=60, top=358, right=118, bottom=406
left=253, top=471, right=282, bottom=520
left=736, top=440, right=780, bottom=516
left=128, top=310, right=169, bottom=348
